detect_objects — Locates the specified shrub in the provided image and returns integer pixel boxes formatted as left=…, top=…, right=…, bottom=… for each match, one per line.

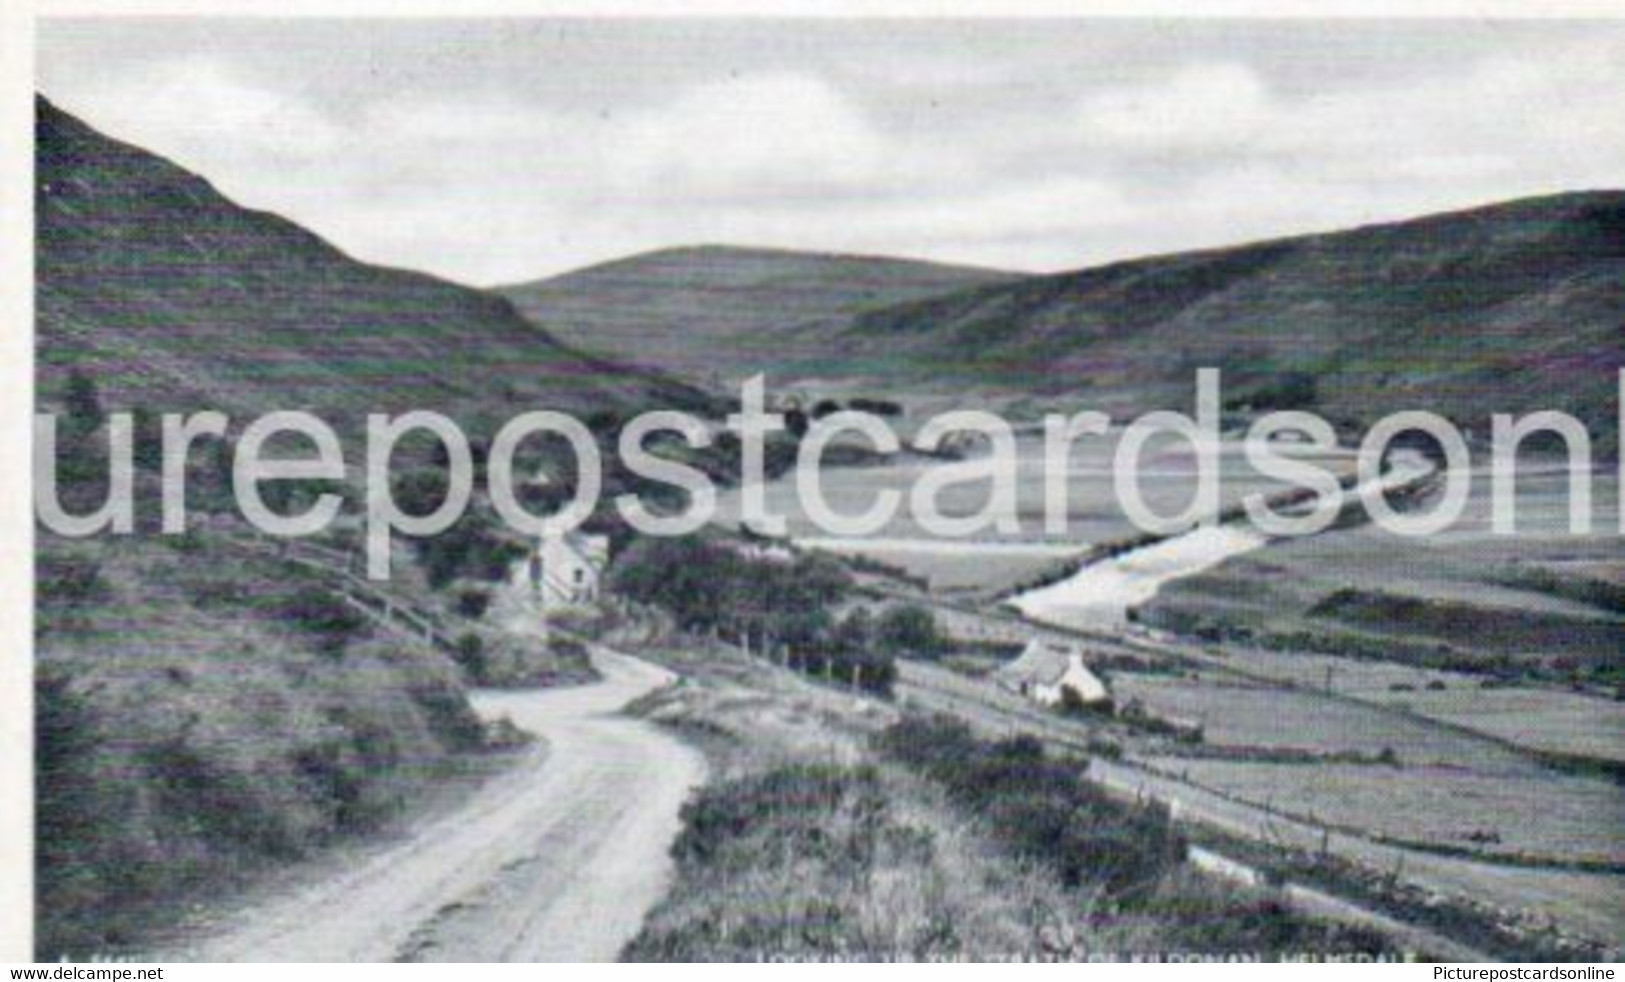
left=256, top=478, right=350, bottom=519
left=35, top=668, right=148, bottom=954
left=876, top=604, right=948, bottom=657
left=38, top=552, right=109, bottom=610
left=609, top=535, right=851, bottom=642
left=548, top=635, right=590, bottom=662
left=1058, top=684, right=1092, bottom=716
left=667, top=763, right=884, bottom=868
left=832, top=607, right=876, bottom=652
left=277, top=585, right=367, bottom=655
left=849, top=397, right=903, bottom=417
left=130, top=407, right=164, bottom=472
left=1227, top=371, right=1318, bottom=412
left=452, top=632, right=488, bottom=680
left=456, top=589, right=491, bottom=620
left=628, top=763, right=911, bottom=960
left=391, top=468, right=452, bottom=519
left=414, top=510, right=525, bottom=589
left=63, top=369, right=103, bottom=436
left=876, top=715, right=1183, bottom=903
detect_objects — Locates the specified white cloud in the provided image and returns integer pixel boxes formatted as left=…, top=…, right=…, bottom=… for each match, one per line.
left=56, top=55, right=343, bottom=167
left=1078, top=63, right=1272, bottom=153
left=606, top=73, right=897, bottom=197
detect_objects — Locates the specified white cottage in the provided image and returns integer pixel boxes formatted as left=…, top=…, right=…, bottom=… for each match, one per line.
left=512, top=529, right=610, bottom=609
left=994, top=639, right=1110, bottom=708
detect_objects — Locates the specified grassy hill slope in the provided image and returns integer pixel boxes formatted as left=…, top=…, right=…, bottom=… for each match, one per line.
left=36, top=96, right=708, bottom=432
left=848, top=192, right=1624, bottom=447
left=498, top=245, right=1021, bottom=386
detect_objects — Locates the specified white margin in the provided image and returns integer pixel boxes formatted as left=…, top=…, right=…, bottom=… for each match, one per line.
left=8, top=0, right=1625, bottom=967
left=1, top=0, right=37, bottom=964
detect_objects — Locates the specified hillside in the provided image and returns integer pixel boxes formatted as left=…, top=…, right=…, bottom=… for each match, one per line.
left=35, top=533, right=489, bottom=955
left=497, top=245, right=1021, bottom=386
left=36, top=96, right=708, bottom=432
left=31, top=95, right=668, bottom=957
left=842, top=192, right=1624, bottom=447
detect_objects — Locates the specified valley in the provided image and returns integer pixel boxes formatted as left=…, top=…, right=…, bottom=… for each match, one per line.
left=31, top=89, right=1624, bottom=963
left=698, top=430, right=1622, bottom=953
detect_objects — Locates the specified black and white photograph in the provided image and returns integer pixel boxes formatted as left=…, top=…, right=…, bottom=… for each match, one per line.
left=10, top=5, right=1625, bottom=967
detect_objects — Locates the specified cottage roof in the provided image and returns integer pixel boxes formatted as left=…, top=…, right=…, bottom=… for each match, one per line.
left=543, top=529, right=609, bottom=565
left=994, top=639, right=1078, bottom=688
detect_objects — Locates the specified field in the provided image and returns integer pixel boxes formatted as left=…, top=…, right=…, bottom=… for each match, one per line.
left=903, top=656, right=1621, bottom=870
left=1121, top=641, right=1625, bottom=766
left=714, top=430, right=1357, bottom=593
left=1149, top=758, right=1624, bottom=867
left=1145, top=467, right=1622, bottom=685
left=1109, top=675, right=1538, bottom=770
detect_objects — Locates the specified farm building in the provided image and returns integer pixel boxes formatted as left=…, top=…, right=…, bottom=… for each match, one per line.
left=512, top=529, right=610, bottom=609
left=994, top=639, right=1110, bottom=708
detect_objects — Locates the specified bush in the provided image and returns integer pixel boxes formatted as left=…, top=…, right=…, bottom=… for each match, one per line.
left=1227, top=371, right=1318, bottom=412
left=610, top=536, right=895, bottom=687
left=456, top=589, right=491, bottom=620
left=876, top=604, right=948, bottom=657
left=452, top=632, right=488, bottom=680
left=1493, top=565, right=1625, bottom=616
left=413, top=510, right=526, bottom=590
left=609, top=535, right=851, bottom=643
left=549, top=635, right=590, bottom=662
left=392, top=468, right=452, bottom=519
left=38, top=552, right=109, bottom=611
left=277, top=585, right=368, bottom=655
left=667, top=764, right=881, bottom=866
left=256, top=478, right=350, bottom=519
left=832, top=607, right=875, bottom=652
left=627, top=763, right=919, bottom=960
left=63, top=369, right=103, bottom=436
left=848, top=397, right=903, bottom=417
left=876, top=715, right=1183, bottom=903
left=35, top=669, right=109, bottom=939
left=130, top=407, right=164, bottom=472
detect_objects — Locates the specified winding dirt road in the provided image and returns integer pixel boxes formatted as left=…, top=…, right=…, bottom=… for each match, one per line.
left=169, top=648, right=705, bottom=962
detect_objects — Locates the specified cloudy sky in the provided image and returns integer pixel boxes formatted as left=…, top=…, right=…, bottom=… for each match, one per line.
left=37, top=18, right=1625, bottom=285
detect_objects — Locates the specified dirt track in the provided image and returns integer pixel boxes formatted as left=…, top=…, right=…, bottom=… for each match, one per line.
left=167, top=648, right=705, bottom=962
